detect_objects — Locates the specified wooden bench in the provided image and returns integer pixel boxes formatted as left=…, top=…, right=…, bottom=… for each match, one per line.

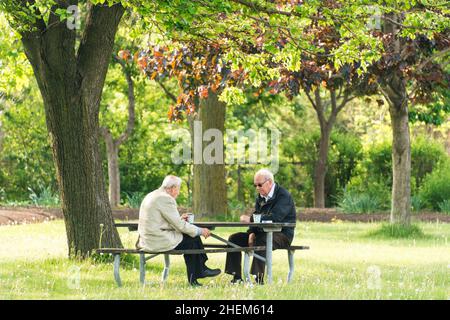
left=96, top=244, right=309, bottom=287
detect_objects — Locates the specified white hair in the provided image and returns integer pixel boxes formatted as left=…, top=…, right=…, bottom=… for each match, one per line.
left=161, top=175, right=182, bottom=189
left=255, top=168, right=274, bottom=182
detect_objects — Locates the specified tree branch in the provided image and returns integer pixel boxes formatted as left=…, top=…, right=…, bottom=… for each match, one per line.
left=305, top=90, right=317, bottom=111
left=155, top=80, right=177, bottom=103
left=314, top=88, right=326, bottom=128
left=77, top=3, right=125, bottom=109
left=415, top=47, right=450, bottom=74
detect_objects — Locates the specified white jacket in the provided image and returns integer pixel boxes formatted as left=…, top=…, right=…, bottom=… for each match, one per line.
left=138, top=188, right=199, bottom=252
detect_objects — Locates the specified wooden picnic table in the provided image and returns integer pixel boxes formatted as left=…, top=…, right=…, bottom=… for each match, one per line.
left=115, top=221, right=296, bottom=284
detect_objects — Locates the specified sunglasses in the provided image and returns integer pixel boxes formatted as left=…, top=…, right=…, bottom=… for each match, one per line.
left=254, top=179, right=269, bottom=188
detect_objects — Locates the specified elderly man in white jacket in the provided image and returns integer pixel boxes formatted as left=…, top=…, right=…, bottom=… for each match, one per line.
left=138, top=175, right=221, bottom=286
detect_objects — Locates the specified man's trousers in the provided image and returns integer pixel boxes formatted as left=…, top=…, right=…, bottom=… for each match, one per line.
left=224, top=232, right=291, bottom=283
left=174, top=234, right=208, bottom=283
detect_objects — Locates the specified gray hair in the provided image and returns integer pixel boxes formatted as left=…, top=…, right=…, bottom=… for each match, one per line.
left=161, top=175, right=182, bottom=189
left=255, top=168, right=274, bottom=182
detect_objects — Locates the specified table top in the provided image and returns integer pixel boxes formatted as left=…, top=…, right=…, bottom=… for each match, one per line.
left=115, top=221, right=296, bottom=231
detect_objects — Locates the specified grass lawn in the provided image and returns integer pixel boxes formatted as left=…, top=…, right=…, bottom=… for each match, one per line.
left=0, top=220, right=448, bottom=299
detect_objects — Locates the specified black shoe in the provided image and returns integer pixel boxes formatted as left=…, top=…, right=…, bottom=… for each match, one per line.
left=190, top=279, right=202, bottom=287
left=231, top=277, right=243, bottom=284
left=198, top=267, right=221, bottom=279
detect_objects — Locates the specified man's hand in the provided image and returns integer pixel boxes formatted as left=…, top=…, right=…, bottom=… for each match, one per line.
left=248, top=233, right=255, bottom=246
left=201, top=228, right=211, bottom=239
left=181, top=213, right=189, bottom=221
left=240, top=215, right=250, bottom=223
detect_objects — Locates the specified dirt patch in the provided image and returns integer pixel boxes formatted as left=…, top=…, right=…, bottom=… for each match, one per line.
left=297, top=208, right=450, bottom=223
left=0, top=206, right=62, bottom=225
left=0, top=206, right=449, bottom=226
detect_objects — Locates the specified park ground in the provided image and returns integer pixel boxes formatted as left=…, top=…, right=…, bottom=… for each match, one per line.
left=0, top=214, right=448, bottom=299
left=1, top=206, right=450, bottom=226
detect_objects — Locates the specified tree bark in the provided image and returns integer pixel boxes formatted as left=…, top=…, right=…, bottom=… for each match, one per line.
left=189, top=91, right=227, bottom=218
left=101, top=130, right=121, bottom=208
left=381, top=14, right=412, bottom=226
left=19, top=3, right=125, bottom=257
left=308, top=89, right=342, bottom=208
left=388, top=98, right=411, bottom=225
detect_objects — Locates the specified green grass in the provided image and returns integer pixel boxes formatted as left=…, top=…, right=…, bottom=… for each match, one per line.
left=366, top=223, right=427, bottom=239
left=0, top=220, right=449, bottom=299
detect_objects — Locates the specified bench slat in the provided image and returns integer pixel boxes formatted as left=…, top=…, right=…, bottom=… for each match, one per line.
left=96, top=245, right=309, bottom=255
left=289, top=246, right=310, bottom=250
left=96, top=246, right=267, bottom=255
left=203, top=244, right=310, bottom=250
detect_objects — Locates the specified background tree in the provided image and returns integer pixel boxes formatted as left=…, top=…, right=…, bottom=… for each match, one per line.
left=369, top=10, right=449, bottom=225
left=135, top=42, right=247, bottom=218
left=100, top=51, right=136, bottom=208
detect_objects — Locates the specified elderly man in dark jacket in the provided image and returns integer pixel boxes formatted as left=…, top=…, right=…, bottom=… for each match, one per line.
left=225, top=168, right=296, bottom=284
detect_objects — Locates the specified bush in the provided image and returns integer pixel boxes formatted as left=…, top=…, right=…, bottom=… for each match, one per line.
left=411, top=136, right=449, bottom=191
left=326, top=132, right=364, bottom=205
left=337, top=189, right=382, bottom=214
left=419, top=162, right=450, bottom=210
left=124, top=191, right=145, bottom=209
left=344, top=176, right=391, bottom=210
left=411, top=195, right=424, bottom=213
left=438, top=200, right=450, bottom=214
left=28, top=185, right=59, bottom=207
left=364, top=136, right=448, bottom=192
left=283, top=130, right=363, bottom=207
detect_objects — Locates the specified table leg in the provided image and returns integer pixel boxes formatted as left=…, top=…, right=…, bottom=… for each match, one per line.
left=113, top=254, right=122, bottom=287
left=162, top=254, right=170, bottom=282
left=139, top=253, right=146, bottom=285
left=266, top=231, right=273, bottom=284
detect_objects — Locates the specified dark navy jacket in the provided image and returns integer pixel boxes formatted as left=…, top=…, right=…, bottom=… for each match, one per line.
left=248, top=183, right=296, bottom=242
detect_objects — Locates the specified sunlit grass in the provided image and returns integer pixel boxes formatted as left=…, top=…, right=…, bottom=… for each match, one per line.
left=0, top=220, right=449, bottom=299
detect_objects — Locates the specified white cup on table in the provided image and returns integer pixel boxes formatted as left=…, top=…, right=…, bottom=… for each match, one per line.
left=187, top=213, right=194, bottom=223
left=253, top=213, right=262, bottom=223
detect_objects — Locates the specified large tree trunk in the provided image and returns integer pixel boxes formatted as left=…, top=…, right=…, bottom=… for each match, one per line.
left=388, top=99, right=411, bottom=225
left=20, top=3, right=125, bottom=257
left=382, top=14, right=412, bottom=226
left=189, top=91, right=227, bottom=218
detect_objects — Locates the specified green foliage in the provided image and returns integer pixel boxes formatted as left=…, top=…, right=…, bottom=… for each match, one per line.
left=365, top=141, right=393, bottom=186
left=0, top=83, right=56, bottom=202
left=419, top=161, right=450, bottom=211
left=123, top=191, right=145, bottom=209
left=367, top=223, right=426, bottom=239
left=438, top=200, right=450, bottom=215
left=411, top=195, right=424, bottom=213
left=337, top=189, right=383, bottom=214
left=326, top=131, right=364, bottom=204
left=275, top=163, right=312, bottom=209
left=363, top=136, right=448, bottom=192
left=411, top=136, right=449, bottom=190
left=283, top=129, right=363, bottom=206
left=28, top=185, right=59, bottom=207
